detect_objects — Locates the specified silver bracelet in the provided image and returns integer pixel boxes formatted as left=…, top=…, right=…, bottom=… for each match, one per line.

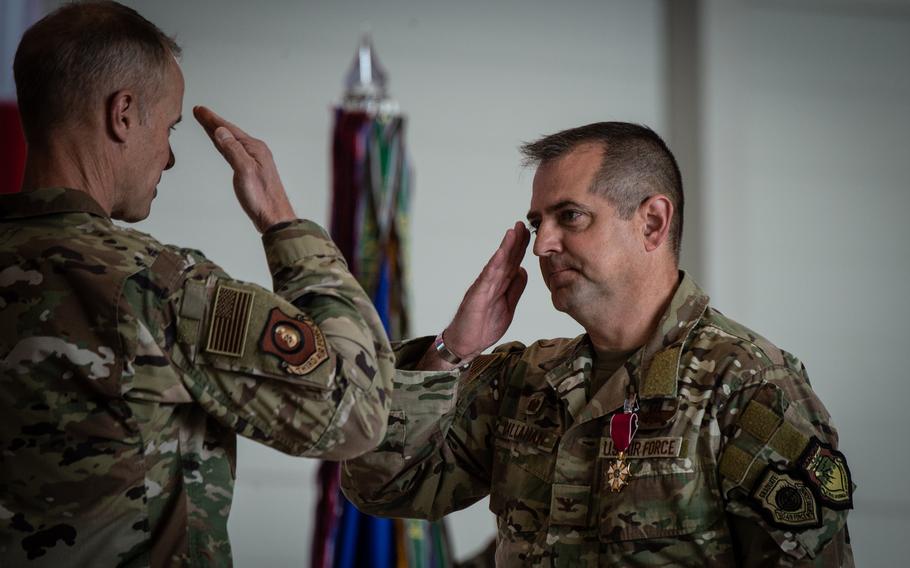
left=433, top=332, right=468, bottom=365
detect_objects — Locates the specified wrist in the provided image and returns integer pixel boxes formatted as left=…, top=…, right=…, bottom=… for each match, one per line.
left=433, top=330, right=474, bottom=366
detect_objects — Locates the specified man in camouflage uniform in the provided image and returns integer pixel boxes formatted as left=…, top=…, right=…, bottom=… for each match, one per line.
left=342, top=123, right=854, bottom=566
left=0, top=2, right=392, bottom=565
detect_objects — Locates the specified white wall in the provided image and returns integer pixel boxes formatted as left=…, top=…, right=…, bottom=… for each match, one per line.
left=703, top=1, right=910, bottom=566
left=112, top=0, right=666, bottom=564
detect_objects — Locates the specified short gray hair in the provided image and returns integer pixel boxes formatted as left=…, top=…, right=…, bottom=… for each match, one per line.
left=520, top=122, right=684, bottom=261
left=14, top=1, right=181, bottom=143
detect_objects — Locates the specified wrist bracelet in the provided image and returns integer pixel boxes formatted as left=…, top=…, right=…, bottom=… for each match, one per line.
left=433, top=332, right=469, bottom=365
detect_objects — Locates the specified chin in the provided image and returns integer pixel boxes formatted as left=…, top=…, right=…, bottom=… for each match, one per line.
left=115, top=203, right=152, bottom=223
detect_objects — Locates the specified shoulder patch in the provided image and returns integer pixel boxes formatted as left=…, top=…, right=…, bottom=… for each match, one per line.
left=750, top=464, right=822, bottom=531
left=798, top=437, right=854, bottom=510
left=466, top=352, right=506, bottom=379
left=205, top=285, right=255, bottom=357
left=259, top=307, right=328, bottom=375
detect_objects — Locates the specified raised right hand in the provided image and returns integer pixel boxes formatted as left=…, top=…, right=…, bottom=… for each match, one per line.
left=193, top=105, right=297, bottom=233
left=442, top=221, right=530, bottom=361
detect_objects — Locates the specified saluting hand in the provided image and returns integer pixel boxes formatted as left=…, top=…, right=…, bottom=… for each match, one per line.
left=193, top=106, right=296, bottom=233
left=432, top=221, right=530, bottom=366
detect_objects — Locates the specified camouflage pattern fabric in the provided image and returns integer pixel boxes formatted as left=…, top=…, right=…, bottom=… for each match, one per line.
left=0, top=188, right=393, bottom=566
left=342, top=272, right=854, bottom=566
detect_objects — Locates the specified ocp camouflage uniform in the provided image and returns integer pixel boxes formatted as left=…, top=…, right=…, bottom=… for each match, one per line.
left=342, top=272, right=854, bottom=566
left=0, top=188, right=393, bottom=566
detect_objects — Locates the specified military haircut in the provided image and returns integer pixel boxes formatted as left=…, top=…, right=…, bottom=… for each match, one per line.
left=13, top=0, right=181, bottom=144
left=520, top=122, right=684, bottom=261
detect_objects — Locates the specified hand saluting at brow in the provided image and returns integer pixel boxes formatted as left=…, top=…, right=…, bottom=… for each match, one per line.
left=193, top=105, right=297, bottom=233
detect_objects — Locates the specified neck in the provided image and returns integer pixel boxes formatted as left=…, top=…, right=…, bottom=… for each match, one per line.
left=582, top=262, right=679, bottom=354
left=21, top=129, right=116, bottom=215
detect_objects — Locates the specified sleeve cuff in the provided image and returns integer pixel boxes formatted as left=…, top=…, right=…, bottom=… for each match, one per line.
left=392, top=336, right=437, bottom=370
left=261, top=219, right=346, bottom=272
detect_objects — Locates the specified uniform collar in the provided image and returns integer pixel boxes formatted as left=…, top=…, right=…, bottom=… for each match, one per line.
left=630, top=271, right=710, bottom=401
left=0, top=187, right=109, bottom=221
left=541, top=272, right=709, bottom=426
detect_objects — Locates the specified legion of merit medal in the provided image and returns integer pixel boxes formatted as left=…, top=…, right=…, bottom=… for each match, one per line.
left=606, top=396, right=639, bottom=492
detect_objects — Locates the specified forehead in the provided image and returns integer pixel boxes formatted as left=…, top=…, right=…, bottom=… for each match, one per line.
left=165, top=61, right=185, bottom=98
left=155, top=61, right=184, bottom=116
left=528, top=143, right=605, bottom=214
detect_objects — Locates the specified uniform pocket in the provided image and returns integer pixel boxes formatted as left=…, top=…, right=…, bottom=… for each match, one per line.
left=489, top=433, right=557, bottom=537
left=598, top=467, right=722, bottom=541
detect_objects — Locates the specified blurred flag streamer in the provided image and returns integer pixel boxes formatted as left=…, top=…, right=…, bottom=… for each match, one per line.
left=311, top=35, right=453, bottom=568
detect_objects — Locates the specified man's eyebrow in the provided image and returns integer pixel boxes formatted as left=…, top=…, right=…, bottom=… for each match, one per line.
left=526, top=200, right=588, bottom=221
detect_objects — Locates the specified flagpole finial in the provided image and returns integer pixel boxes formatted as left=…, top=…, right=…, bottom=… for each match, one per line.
left=341, top=32, right=399, bottom=116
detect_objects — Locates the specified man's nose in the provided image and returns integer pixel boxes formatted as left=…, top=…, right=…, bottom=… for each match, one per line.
left=532, top=222, right=561, bottom=257
left=165, top=147, right=175, bottom=170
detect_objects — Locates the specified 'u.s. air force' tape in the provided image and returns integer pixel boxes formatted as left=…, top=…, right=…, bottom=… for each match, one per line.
left=600, top=436, right=684, bottom=459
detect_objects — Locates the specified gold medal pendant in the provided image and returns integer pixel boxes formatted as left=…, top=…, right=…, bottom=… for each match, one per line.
left=606, top=450, right=632, bottom=492
left=607, top=396, right=639, bottom=493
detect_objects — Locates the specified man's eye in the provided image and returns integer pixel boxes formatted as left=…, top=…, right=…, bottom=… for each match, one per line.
left=559, top=210, right=583, bottom=224
left=527, top=221, right=539, bottom=234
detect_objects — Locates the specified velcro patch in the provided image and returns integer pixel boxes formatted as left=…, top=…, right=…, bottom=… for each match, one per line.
left=798, top=437, right=854, bottom=510
left=641, top=347, right=680, bottom=398
left=496, top=418, right=558, bottom=452
left=740, top=400, right=781, bottom=443
left=259, top=307, right=328, bottom=375
left=750, top=465, right=821, bottom=531
left=205, top=285, right=254, bottom=357
left=769, top=422, right=809, bottom=462
left=599, top=436, right=683, bottom=459
left=719, top=445, right=753, bottom=484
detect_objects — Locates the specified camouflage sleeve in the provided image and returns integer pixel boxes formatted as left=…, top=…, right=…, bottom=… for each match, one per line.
left=162, top=219, right=393, bottom=460
left=717, top=354, right=854, bottom=566
left=340, top=338, right=516, bottom=521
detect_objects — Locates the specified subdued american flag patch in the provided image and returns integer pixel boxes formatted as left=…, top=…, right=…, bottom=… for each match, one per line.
left=205, top=285, right=254, bottom=357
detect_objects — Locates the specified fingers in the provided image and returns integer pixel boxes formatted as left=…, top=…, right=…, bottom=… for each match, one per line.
left=212, top=127, right=253, bottom=173
left=193, top=106, right=257, bottom=173
left=506, top=221, right=530, bottom=267
left=193, top=105, right=252, bottom=141
left=470, top=223, right=528, bottom=302
left=505, top=267, right=528, bottom=313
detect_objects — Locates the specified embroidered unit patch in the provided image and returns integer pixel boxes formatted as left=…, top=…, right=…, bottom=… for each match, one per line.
left=798, top=437, right=854, bottom=510
left=750, top=465, right=822, bottom=530
left=259, top=307, right=328, bottom=375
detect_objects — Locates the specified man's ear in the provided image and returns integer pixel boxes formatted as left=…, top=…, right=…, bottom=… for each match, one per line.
left=108, top=90, right=136, bottom=143
left=639, top=194, right=673, bottom=253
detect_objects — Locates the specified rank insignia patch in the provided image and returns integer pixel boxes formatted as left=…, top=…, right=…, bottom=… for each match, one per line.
left=750, top=465, right=822, bottom=530
left=525, top=393, right=545, bottom=415
left=798, top=437, right=854, bottom=510
left=259, top=307, right=328, bottom=375
left=206, top=285, right=254, bottom=357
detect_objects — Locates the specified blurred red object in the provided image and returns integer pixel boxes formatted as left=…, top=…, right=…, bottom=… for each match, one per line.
left=1, top=102, right=26, bottom=194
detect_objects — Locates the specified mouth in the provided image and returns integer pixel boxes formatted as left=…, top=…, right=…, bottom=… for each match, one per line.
left=546, top=266, right=579, bottom=287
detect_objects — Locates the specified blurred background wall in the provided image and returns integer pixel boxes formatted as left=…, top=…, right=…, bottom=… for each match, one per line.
left=4, top=0, right=908, bottom=565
